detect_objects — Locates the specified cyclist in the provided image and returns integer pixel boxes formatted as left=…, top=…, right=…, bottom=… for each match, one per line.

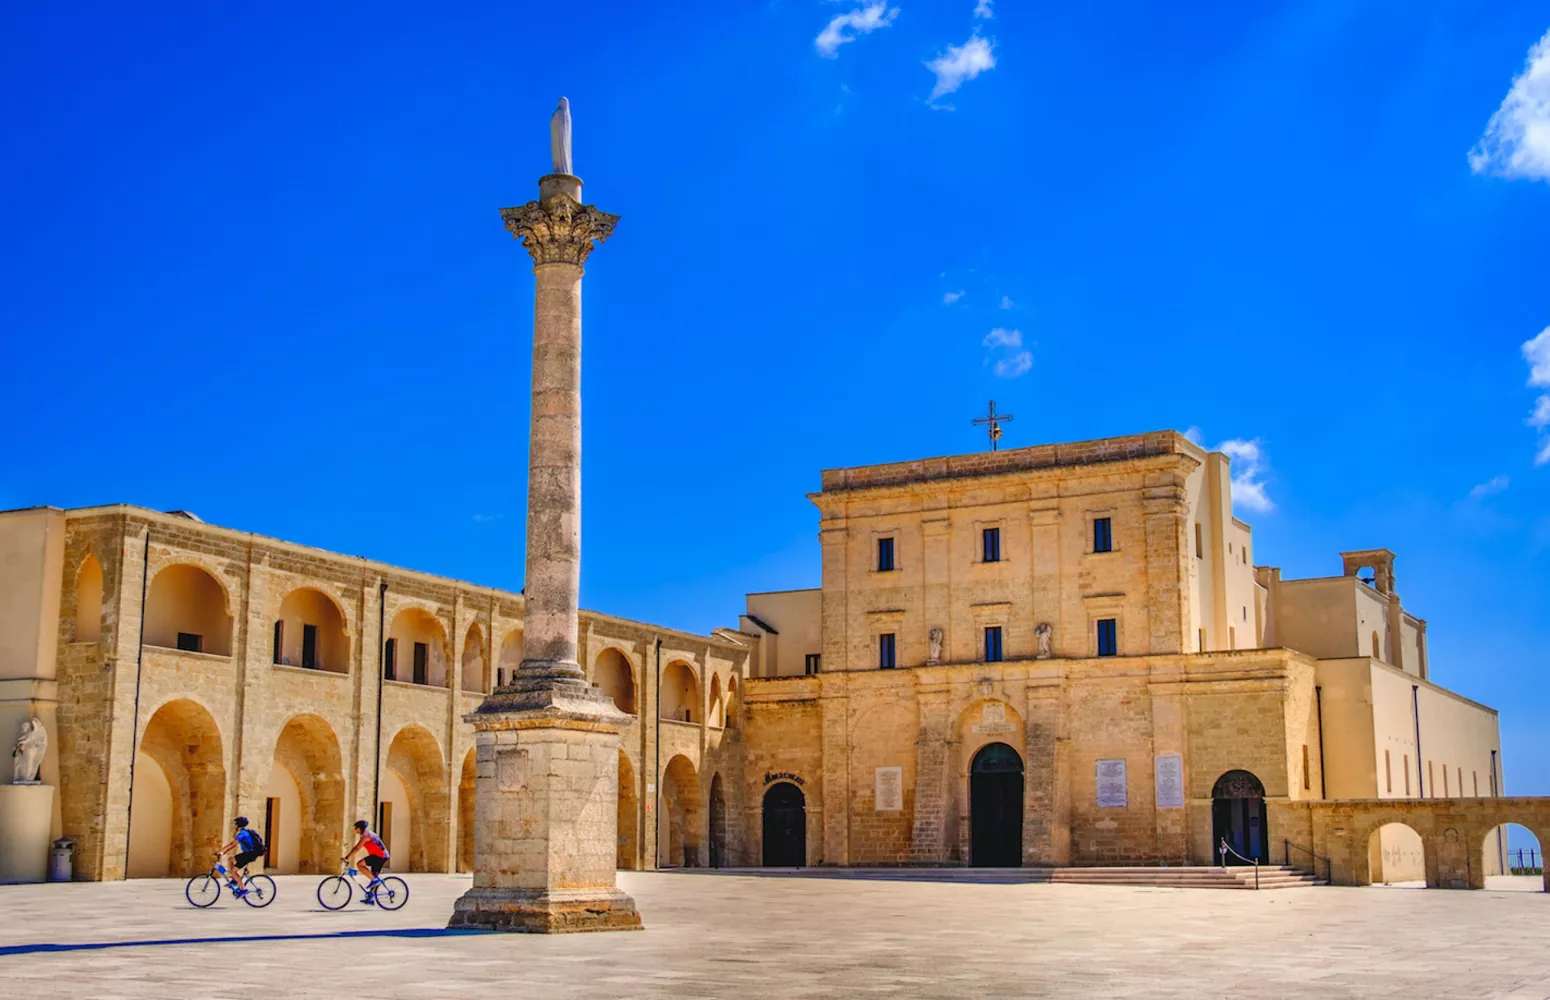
left=216, top=817, right=264, bottom=895
left=343, top=820, right=391, bottom=902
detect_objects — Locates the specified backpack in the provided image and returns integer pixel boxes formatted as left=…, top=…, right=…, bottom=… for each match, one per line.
left=240, top=827, right=266, bottom=854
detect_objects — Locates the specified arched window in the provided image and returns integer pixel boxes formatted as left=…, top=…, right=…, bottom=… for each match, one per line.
left=74, top=554, right=103, bottom=642
left=386, top=608, right=450, bottom=687
left=659, top=661, right=700, bottom=723
left=273, top=587, right=349, bottom=672
left=145, top=564, right=233, bottom=656
left=461, top=622, right=487, bottom=693
left=593, top=648, right=635, bottom=714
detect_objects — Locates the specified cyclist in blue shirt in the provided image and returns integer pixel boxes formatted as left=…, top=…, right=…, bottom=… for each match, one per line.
left=215, top=817, right=264, bottom=895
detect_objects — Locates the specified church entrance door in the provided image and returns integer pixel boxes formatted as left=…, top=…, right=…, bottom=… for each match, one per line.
left=970, top=742, right=1024, bottom=867
left=762, top=782, right=805, bottom=867
left=1212, top=769, right=1268, bottom=864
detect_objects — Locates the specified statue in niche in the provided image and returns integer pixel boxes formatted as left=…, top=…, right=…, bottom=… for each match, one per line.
left=927, top=627, right=944, bottom=665
left=1034, top=622, right=1054, bottom=660
left=12, top=717, right=46, bottom=784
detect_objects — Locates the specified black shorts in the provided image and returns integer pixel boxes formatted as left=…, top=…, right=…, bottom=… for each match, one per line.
left=234, top=850, right=263, bottom=869
left=360, top=855, right=387, bottom=876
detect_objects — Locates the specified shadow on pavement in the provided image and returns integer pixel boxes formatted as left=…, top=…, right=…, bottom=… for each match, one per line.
left=0, top=927, right=487, bottom=957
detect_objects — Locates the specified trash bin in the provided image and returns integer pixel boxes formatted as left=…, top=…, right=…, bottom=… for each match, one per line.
left=49, top=838, right=74, bottom=882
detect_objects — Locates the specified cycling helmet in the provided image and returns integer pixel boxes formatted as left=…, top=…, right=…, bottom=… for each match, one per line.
left=354, top=820, right=369, bottom=831
left=233, top=816, right=249, bottom=828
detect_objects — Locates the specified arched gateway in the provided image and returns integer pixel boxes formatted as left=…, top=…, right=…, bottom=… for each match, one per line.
left=970, top=742, right=1024, bottom=867
left=1212, top=769, right=1268, bottom=864
left=762, top=782, right=806, bottom=867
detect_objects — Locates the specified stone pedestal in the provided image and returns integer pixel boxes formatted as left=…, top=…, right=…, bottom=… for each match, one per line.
left=0, top=784, right=55, bottom=883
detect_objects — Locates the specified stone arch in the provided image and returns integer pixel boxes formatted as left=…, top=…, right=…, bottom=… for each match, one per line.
left=617, top=752, right=638, bottom=870
left=762, top=782, right=806, bottom=867
left=726, top=674, right=740, bottom=729
left=74, top=552, right=103, bottom=642
left=1212, top=769, right=1269, bottom=865
left=273, top=587, right=349, bottom=672
left=265, top=713, right=345, bottom=874
left=1481, top=822, right=1546, bottom=890
left=496, top=627, right=523, bottom=688
left=384, top=724, right=450, bottom=872
left=145, top=563, right=233, bottom=655
left=660, top=753, right=703, bottom=867
left=949, top=698, right=1026, bottom=864
left=461, top=622, right=488, bottom=693
left=707, top=673, right=725, bottom=728
left=457, top=748, right=476, bottom=872
left=1364, top=820, right=1427, bottom=886
left=708, top=772, right=727, bottom=868
left=660, top=660, right=701, bottom=723
left=593, top=647, right=636, bottom=715
left=386, top=606, right=451, bottom=687
left=128, top=698, right=226, bottom=877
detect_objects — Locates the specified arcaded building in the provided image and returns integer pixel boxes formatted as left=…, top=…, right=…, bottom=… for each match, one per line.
left=0, top=430, right=1526, bottom=885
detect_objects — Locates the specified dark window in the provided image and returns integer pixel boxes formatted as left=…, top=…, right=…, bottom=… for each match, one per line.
left=1093, top=517, right=1114, bottom=553
left=176, top=632, right=203, bottom=653
left=984, top=626, right=1003, bottom=663
left=878, top=633, right=896, bottom=669
left=1195, top=523, right=1203, bottom=558
left=413, top=642, right=429, bottom=685
left=877, top=537, right=895, bottom=572
left=384, top=638, right=397, bottom=681
left=982, top=527, right=1001, bottom=563
left=804, top=653, right=821, bottom=675
left=1096, top=618, right=1118, bottom=657
left=301, top=623, right=319, bottom=669
left=272, top=621, right=284, bottom=664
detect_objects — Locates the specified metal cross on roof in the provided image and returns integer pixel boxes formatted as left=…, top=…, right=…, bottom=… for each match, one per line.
left=972, top=400, right=1014, bottom=451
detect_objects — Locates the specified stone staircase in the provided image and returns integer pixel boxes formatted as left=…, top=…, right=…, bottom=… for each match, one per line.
left=1045, top=865, right=1325, bottom=889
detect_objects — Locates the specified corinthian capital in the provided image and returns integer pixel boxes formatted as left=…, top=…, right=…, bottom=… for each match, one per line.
left=501, top=193, right=619, bottom=267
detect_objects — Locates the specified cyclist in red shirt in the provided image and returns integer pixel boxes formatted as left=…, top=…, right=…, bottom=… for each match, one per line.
left=343, top=819, right=391, bottom=892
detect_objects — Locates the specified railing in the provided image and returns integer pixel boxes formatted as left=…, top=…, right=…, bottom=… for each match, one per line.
left=1510, top=848, right=1544, bottom=875
left=1218, top=838, right=1259, bottom=889
left=1284, top=839, right=1332, bottom=883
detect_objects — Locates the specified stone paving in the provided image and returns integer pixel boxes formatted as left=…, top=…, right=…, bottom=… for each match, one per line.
left=2, top=871, right=1548, bottom=999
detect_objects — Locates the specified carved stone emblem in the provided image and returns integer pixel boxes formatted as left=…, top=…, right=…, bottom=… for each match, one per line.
left=501, top=194, right=619, bottom=267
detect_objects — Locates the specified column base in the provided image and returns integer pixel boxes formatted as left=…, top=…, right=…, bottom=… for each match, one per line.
left=449, top=885, right=643, bottom=933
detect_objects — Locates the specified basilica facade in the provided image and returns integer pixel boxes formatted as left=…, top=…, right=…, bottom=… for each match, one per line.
left=0, top=429, right=1523, bottom=884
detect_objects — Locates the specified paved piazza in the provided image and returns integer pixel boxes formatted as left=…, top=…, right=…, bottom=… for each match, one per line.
left=2, top=872, right=1548, bottom=998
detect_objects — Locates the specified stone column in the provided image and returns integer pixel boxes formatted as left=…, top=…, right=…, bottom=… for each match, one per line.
left=448, top=164, right=640, bottom=933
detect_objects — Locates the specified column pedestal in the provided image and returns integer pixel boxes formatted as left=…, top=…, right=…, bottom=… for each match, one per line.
left=0, top=784, right=55, bottom=884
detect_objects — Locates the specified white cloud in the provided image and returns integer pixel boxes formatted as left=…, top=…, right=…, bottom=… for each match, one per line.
left=1182, top=426, right=1204, bottom=445
left=943, top=289, right=965, bottom=305
left=1469, top=29, right=1550, bottom=182
left=1469, top=474, right=1511, bottom=499
left=926, top=35, right=995, bottom=103
left=998, top=295, right=1014, bottom=309
left=815, top=3, right=899, bottom=59
left=1530, top=394, right=1550, bottom=430
left=1193, top=433, right=1276, bottom=513
left=982, top=327, right=1030, bottom=378
left=973, top=0, right=994, bottom=19
left=1538, top=439, right=1550, bottom=466
left=1525, top=327, right=1550, bottom=387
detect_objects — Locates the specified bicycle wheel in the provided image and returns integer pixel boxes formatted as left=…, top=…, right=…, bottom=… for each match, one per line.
left=185, top=874, right=220, bottom=908
left=317, top=875, right=354, bottom=911
left=241, top=873, right=278, bottom=908
left=373, top=876, right=409, bottom=911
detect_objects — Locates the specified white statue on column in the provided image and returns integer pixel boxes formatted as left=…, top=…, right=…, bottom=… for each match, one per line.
left=11, top=717, right=46, bottom=784
left=549, top=97, right=573, bottom=176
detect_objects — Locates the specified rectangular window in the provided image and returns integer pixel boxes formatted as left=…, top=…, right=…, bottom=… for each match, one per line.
left=301, top=624, right=319, bottom=669
left=804, top=653, right=821, bottom=676
left=272, top=621, right=284, bottom=664
left=413, top=642, right=429, bottom=685
left=1242, top=547, right=1248, bottom=565
left=1403, top=754, right=1411, bottom=796
left=878, top=633, right=896, bottom=670
left=384, top=638, right=397, bottom=681
left=1428, top=760, right=1435, bottom=798
left=1473, top=771, right=1479, bottom=797
left=1093, top=517, right=1114, bottom=553
left=984, top=626, right=1003, bottom=663
left=1458, top=767, right=1463, bottom=799
left=264, top=797, right=279, bottom=868
left=1242, top=606, right=1248, bottom=622
left=1302, top=744, right=1311, bottom=790
left=1096, top=618, right=1118, bottom=657
left=877, top=537, right=895, bottom=572
left=1385, top=750, right=1393, bottom=794
left=1194, top=523, right=1203, bottom=558
left=1228, top=626, right=1236, bottom=649
left=176, top=631, right=203, bottom=653
left=981, top=527, right=1001, bottom=563
left=1442, top=765, right=1449, bottom=797
left=1198, top=628, right=1206, bottom=652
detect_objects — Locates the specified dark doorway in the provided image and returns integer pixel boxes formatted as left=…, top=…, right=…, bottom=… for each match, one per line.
left=1212, top=769, right=1268, bottom=864
left=708, top=775, right=727, bottom=869
left=970, top=742, right=1024, bottom=867
left=762, top=782, right=806, bottom=866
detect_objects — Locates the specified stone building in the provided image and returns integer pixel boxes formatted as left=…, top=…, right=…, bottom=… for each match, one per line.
left=0, top=504, right=748, bottom=881
left=734, top=431, right=1513, bottom=880
left=0, top=429, right=1533, bottom=886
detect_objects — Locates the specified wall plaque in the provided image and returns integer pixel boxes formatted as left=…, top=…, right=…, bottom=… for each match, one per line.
left=874, top=766, right=903, bottom=811
left=1096, top=758, right=1128, bottom=808
left=1154, top=753, right=1184, bottom=809
left=973, top=701, right=1013, bottom=735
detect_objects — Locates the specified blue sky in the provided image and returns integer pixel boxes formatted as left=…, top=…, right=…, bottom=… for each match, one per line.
left=4, top=3, right=1549, bottom=806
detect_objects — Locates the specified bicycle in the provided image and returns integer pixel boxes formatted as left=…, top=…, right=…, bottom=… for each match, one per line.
left=316, top=862, right=408, bottom=911
left=185, top=858, right=277, bottom=908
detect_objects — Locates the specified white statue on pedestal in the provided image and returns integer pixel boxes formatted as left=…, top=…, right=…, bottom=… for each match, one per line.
left=12, top=717, right=46, bottom=784
left=1034, top=622, right=1054, bottom=660
left=550, top=97, right=573, bottom=176
left=927, top=627, right=944, bottom=665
